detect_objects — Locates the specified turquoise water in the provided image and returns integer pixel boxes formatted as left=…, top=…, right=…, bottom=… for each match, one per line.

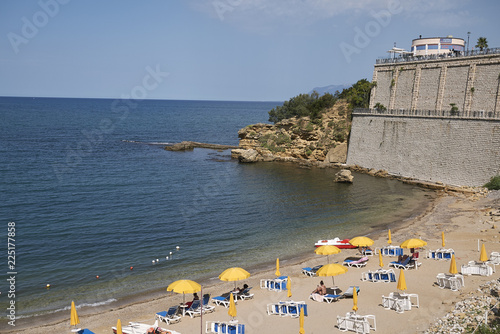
left=0, top=97, right=432, bottom=325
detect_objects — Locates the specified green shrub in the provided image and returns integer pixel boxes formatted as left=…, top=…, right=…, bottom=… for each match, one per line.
left=484, top=175, right=500, bottom=190
left=268, top=91, right=337, bottom=123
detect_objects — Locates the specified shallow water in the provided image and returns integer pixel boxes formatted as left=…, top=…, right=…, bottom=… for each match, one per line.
left=0, top=97, right=433, bottom=324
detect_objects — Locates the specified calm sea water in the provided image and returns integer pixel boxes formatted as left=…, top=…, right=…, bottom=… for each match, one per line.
left=0, top=97, right=432, bottom=323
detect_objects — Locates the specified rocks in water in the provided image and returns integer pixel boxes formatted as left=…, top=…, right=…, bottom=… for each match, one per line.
left=165, top=141, right=238, bottom=151
left=334, top=169, right=353, bottom=183
left=231, top=149, right=260, bottom=163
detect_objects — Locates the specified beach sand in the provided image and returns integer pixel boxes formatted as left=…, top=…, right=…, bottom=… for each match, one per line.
left=11, top=190, right=500, bottom=334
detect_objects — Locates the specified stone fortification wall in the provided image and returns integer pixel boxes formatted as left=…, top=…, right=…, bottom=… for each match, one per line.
left=370, top=54, right=500, bottom=113
left=346, top=113, right=500, bottom=187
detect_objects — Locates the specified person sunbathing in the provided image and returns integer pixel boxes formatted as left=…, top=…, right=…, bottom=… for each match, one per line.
left=311, top=280, right=326, bottom=295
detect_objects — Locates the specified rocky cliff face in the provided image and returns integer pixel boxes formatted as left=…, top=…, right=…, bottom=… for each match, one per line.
left=232, top=101, right=351, bottom=164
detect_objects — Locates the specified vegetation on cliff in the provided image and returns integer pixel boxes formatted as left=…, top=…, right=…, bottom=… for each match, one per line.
left=484, top=175, right=500, bottom=190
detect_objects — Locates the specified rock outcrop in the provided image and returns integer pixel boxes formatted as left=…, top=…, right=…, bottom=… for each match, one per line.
left=334, top=169, right=354, bottom=183
left=233, top=101, right=351, bottom=164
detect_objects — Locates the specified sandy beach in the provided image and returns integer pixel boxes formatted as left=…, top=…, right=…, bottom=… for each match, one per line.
left=11, top=190, right=500, bottom=334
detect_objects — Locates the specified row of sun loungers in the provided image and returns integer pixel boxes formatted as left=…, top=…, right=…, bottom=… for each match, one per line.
left=266, top=300, right=308, bottom=318
left=389, top=255, right=420, bottom=270
left=436, top=273, right=465, bottom=291
left=461, top=261, right=494, bottom=276
left=381, top=292, right=419, bottom=314
left=309, top=286, right=360, bottom=303
left=211, top=288, right=254, bottom=307
left=260, top=276, right=288, bottom=291
left=206, top=321, right=245, bottom=334
left=361, top=269, right=396, bottom=283
left=375, top=245, right=404, bottom=257
left=337, top=312, right=376, bottom=334
left=426, top=248, right=455, bottom=260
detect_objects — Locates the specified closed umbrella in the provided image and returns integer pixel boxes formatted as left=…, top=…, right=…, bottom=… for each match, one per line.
left=219, top=267, right=250, bottom=289
left=167, top=279, right=201, bottom=304
left=228, top=292, right=237, bottom=319
left=441, top=232, right=445, bottom=248
left=70, top=301, right=80, bottom=329
left=287, top=276, right=292, bottom=298
left=275, top=258, right=281, bottom=277
left=449, top=254, right=458, bottom=275
left=379, top=252, right=384, bottom=268
left=388, top=230, right=392, bottom=245
left=314, top=245, right=341, bottom=263
left=116, top=319, right=123, bottom=334
left=299, top=307, right=305, bottom=334
left=480, top=244, right=488, bottom=262
left=352, top=286, right=358, bottom=312
left=397, top=269, right=407, bottom=292
left=316, top=263, right=348, bottom=286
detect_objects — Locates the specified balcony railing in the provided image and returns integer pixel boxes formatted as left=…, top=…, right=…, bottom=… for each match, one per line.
left=353, top=108, right=500, bottom=119
left=376, top=47, right=500, bottom=64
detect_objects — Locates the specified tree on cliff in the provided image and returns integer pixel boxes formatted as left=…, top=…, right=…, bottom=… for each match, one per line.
left=268, top=91, right=336, bottom=123
left=338, top=79, right=376, bottom=109
left=475, top=37, right=488, bottom=51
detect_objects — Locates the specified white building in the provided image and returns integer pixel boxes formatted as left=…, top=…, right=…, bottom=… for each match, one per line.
left=411, top=36, right=465, bottom=56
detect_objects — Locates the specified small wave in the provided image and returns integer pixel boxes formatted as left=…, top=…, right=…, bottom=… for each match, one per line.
left=15, top=298, right=117, bottom=319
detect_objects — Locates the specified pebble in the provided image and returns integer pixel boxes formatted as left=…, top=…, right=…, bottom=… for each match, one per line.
left=425, top=279, right=500, bottom=333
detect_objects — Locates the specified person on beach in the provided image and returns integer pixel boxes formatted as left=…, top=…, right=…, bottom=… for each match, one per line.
left=311, top=280, right=326, bottom=295
left=185, top=292, right=199, bottom=308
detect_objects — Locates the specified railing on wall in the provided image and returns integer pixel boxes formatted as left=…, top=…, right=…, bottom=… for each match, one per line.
left=376, top=47, right=500, bottom=64
left=353, top=108, right=500, bottom=119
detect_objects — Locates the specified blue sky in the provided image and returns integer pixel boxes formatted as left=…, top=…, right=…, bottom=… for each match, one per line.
left=0, top=0, right=499, bottom=101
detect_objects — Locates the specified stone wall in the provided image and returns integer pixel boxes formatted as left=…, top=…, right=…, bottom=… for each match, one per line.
left=346, top=113, right=500, bottom=186
left=370, top=54, right=500, bottom=113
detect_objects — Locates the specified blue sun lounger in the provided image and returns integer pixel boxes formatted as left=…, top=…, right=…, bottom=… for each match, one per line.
left=78, top=330, right=96, bottom=334
left=301, top=265, right=322, bottom=277
left=155, top=305, right=181, bottom=324
left=206, top=321, right=245, bottom=334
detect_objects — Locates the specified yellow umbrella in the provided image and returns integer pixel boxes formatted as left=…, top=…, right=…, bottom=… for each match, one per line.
left=116, top=319, right=123, bottom=334
left=228, top=292, right=237, bottom=319
left=379, top=251, right=384, bottom=268
left=349, top=236, right=374, bottom=247
left=167, top=279, right=201, bottom=304
left=299, top=307, right=305, bottom=334
left=275, top=258, right=281, bottom=276
left=400, top=238, right=427, bottom=249
left=70, top=301, right=80, bottom=328
left=397, top=269, right=407, bottom=291
left=480, top=244, right=488, bottom=262
left=352, top=285, right=358, bottom=312
left=314, top=245, right=341, bottom=263
left=449, top=254, right=458, bottom=275
left=388, top=229, right=392, bottom=244
left=287, top=276, right=292, bottom=298
left=316, top=263, right=348, bottom=286
left=219, top=267, right=251, bottom=289
left=441, top=232, right=445, bottom=248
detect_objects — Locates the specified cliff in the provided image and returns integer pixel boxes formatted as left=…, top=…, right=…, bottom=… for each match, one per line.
left=232, top=101, right=351, bottom=164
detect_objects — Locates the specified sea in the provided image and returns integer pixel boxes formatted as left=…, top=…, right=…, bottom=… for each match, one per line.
left=0, top=97, right=434, bottom=327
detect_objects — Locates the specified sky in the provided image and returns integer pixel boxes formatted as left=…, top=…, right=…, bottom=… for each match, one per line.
left=0, top=0, right=499, bottom=101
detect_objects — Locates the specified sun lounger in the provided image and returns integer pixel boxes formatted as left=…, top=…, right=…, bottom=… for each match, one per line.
left=266, top=301, right=307, bottom=318
left=490, top=252, right=500, bottom=265
left=201, top=294, right=216, bottom=313
left=342, top=286, right=360, bottom=298
left=235, top=287, right=254, bottom=300
left=77, top=330, right=95, bottom=334
left=211, top=294, right=236, bottom=307
left=260, top=276, right=288, bottom=291
left=155, top=306, right=181, bottom=325
left=114, top=320, right=181, bottom=334
left=185, top=300, right=203, bottom=318
left=461, top=261, right=493, bottom=276
left=337, top=312, right=376, bottom=333
left=389, top=255, right=416, bottom=270
left=301, top=265, right=322, bottom=277
left=322, top=293, right=342, bottom=303
left=343, top=257, right=369, bottom=268
left=436, top=273, right=464, bottom=291
left=206, top=320, right=245, bottom=334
